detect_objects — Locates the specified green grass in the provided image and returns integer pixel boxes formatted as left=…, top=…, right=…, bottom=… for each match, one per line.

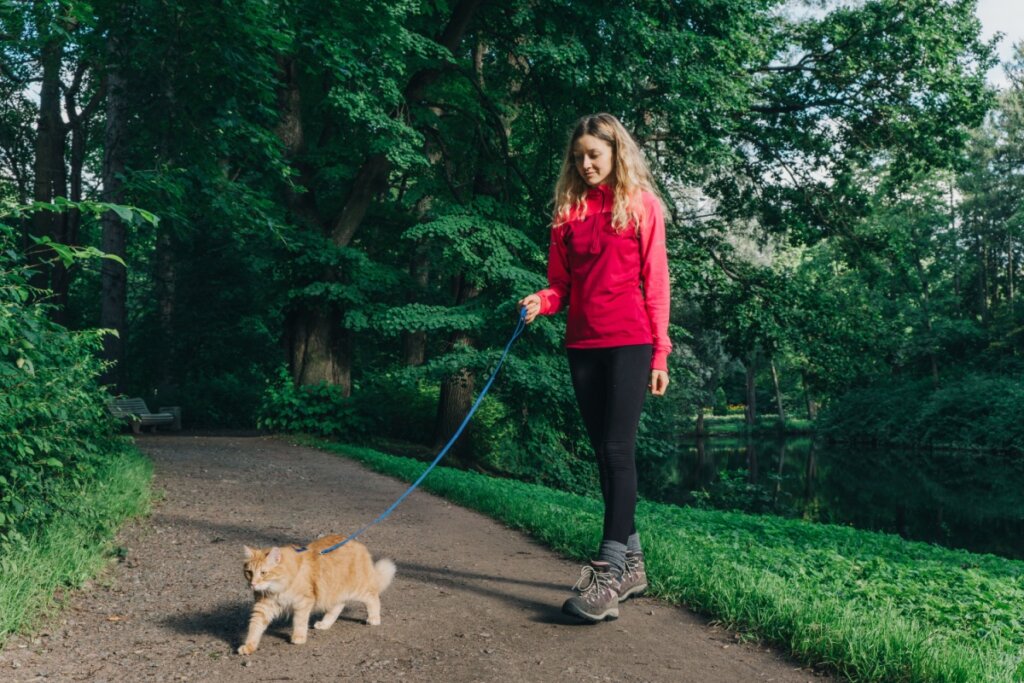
left=297, top=435, right=1024, bottom=683
left=0, top=447, right=152, bottom=645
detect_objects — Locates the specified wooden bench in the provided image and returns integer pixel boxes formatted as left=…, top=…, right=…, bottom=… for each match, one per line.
left=106, top=397, right=175, bottom=434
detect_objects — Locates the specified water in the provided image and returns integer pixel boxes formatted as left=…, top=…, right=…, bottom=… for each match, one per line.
left=636, top=436, right=1024, bottom=560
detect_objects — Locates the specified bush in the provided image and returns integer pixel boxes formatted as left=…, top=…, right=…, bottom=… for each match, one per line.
left=0, top=217, right=141, bottom=545
left=819, top=372, right=1024, bottom=453
left=712, top=386, right=729, bottom=415
left=256, top=365, right=374, bottom=437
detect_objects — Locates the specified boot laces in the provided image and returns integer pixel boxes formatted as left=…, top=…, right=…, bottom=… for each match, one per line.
left=573, top=564, right=616, bottom=598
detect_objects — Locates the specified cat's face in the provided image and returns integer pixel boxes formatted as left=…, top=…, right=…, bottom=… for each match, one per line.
left=243, top=546, right=284, bottom=592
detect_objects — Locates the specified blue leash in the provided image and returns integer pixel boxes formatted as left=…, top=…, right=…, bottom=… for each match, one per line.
left=296, top=306, right=529, bottom=556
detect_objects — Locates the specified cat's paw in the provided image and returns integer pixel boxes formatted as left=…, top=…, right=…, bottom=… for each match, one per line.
left=366, top=617, right=381, bottom=626
left=237, top=643, right=257, bottom=655
left=290, top=633, right=307, bottom=644
left=313, top=619, right=331, bottom=630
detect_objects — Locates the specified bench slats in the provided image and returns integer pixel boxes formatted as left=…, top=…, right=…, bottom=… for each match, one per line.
left=106, top=397, right=175, bottom=432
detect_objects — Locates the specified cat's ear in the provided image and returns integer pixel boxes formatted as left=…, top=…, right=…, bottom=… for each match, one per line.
left=267, top=547, right=282, bottom=566
left=243, top=545, right=255, bottom=560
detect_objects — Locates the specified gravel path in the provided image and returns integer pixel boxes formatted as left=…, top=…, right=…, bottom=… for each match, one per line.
left=0, top=433, right=834, bottom=682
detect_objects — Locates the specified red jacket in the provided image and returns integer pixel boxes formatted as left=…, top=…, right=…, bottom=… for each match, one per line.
left=533, top=183, right=672, bottom=371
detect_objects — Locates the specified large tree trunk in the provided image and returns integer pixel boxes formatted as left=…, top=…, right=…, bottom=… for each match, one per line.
left=433, top=365, right=475, bottom=462
left=52, top=63, right=101, bottom=326
left=27, top=30, right=67, bottom=297
left=273, top=55, right=353, bottom=392
left=431, top=274, right=479, bottom=463
left=98, top=34, right=129, bottom=394
left=289, top=307, right=350, bottom=392
left=50, top=106, right=85, bottom=326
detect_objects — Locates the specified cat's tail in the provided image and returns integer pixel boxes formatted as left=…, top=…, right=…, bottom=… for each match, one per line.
left=374, top=558, right=397, bottom=592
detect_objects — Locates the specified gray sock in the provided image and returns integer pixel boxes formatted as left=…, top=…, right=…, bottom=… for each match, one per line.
left=597, top=540, right=627, bottom=576
left=626, top=532, right=642, bottom=555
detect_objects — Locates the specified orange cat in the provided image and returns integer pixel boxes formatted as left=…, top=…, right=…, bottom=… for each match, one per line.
left=238, top=535, right=397, bottom=655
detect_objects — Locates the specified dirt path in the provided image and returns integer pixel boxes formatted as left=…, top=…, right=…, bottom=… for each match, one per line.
left=1, top=434, right=833, bottom=682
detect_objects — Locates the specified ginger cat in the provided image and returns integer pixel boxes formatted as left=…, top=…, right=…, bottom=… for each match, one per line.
left=238, top=535, right=397, bottom=655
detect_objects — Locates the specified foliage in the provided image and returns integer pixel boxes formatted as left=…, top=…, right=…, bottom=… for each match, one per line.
left=0, top=209, right=148, bottom=544
left=0, top=0, right=1019, bottom=536
left=819, top=371, right=1024, bottom=454
left=256, top=365, right=374, bottom=437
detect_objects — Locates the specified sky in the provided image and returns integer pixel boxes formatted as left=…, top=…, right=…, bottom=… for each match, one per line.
left=976, top=0, right=1024, bottom=88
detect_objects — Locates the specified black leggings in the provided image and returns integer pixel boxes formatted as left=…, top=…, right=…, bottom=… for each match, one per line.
left=566, top=343, right=652, bottom=545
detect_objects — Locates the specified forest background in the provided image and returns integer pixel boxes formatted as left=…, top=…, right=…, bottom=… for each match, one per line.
left=3, top=0, right=1024, bottom=538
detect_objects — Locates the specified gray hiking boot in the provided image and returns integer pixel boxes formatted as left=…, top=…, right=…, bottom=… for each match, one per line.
left=561, top=560, right=621, bottom=622
left=618, top=551, right=648, bottom=601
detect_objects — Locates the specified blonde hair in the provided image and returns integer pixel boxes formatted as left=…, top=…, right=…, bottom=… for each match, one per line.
left=552, top=113, right=661, bottom=235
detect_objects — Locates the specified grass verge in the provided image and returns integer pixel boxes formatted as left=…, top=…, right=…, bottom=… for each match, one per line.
left=297, top=435, right=1023, bottom=683
left=0, top=447, right=152, bottom=645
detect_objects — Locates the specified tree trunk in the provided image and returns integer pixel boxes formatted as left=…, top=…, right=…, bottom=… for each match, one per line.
left=50, top=99, right=87, bottom=327
left=913, top=256, right=940, bottom=388
left=433, top=365, right=475, bottom=463
left=289, top=306, right=351, bottom=393
left=801, top=370, right=817, bottom=421
left=98, top=34, right=128, bottom=394
left=695, top=408, right=705, bottom=436
left=769, top=357, right=785, bottom=425
left=1008, top=233, right=1015, bottom=303
left=27, top=30, right=67, bottom=297
left=744, top=347, right=757, bottom=427
left=402, top=243, right=430, bottom=366
left=431, top=274, right=479, bottom=463
left=803, top=439, right=817, bottom=505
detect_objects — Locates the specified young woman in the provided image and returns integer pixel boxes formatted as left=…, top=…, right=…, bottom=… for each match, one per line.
left=518, top=113, right=671, bottom=622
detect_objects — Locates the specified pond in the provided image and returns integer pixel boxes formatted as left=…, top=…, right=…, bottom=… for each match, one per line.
left=635, top=436, right=1024, bottom=560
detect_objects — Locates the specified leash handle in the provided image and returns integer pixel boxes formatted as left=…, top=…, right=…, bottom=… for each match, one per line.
left=298, top=306, right=528, bottom=555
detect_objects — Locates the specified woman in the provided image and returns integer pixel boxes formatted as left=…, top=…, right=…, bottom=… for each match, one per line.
left=518, top=113, right=671, bottom=622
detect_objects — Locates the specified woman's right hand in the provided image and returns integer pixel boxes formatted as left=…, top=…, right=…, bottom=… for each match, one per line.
left=518, top=294, right=541, bottom=324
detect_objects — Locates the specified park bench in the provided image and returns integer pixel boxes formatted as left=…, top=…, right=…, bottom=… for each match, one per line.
left=106, top=397, right=176, bottom=434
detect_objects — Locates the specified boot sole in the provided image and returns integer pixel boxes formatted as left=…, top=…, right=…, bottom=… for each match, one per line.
left=562, top=601, right=619, bottom=622
left=618, top=582, right=648, bottom=602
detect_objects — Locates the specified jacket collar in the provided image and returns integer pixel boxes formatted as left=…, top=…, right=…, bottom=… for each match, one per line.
left=585, top=182, right=614, bottom=200
left=585, top=183, right=614, bottom=214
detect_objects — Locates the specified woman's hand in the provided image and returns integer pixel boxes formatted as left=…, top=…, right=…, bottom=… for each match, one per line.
left=649, top=369, right=669, bottom=396
left=518, top=294, right=542, bottom=324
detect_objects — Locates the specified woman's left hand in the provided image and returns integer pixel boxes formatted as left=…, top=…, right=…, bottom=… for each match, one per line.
left=649, top=369, right=669, bottom=396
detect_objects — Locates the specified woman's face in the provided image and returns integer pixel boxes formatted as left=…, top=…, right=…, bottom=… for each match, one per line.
left=572, top=134, right=615, bottom=187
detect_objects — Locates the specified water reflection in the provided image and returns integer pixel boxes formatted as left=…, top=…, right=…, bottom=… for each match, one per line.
left=636, top=436, right=1024, bottom=560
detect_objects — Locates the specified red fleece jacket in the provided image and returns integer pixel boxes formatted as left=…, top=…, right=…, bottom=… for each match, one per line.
left=533, top=183, right=672, bottom=371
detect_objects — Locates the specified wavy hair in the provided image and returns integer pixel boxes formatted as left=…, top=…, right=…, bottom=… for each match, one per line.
left=552, top=113, right=661, bottom=235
